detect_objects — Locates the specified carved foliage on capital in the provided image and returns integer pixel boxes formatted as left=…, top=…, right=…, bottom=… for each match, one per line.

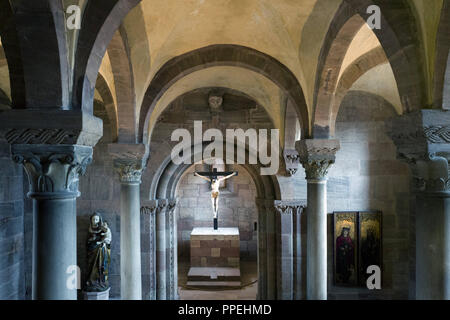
left=168, top=198, right=178, bottom=214
left=283, top=149, right=300, bottom=176
left=300, top=159, right=334, bottom=180
left=274, top=200, right=306, bottom=215
left=12, top=145, right=93, bottom=198
left=156, top=199, right=168, bottom=215
left=386, top=111, right=450, bottom=193
left=296, top=139, right=340, bottom=180
left=110, top=144, right=147, bottom=184
left=409, top=154, right=450, bottom=193
left=114, top=159, right=144, bottom=184
left=141, top=200, right=158, bottom=215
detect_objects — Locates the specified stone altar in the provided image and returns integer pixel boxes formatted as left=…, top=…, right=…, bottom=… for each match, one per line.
left=187, top=227, right=241, bottom=286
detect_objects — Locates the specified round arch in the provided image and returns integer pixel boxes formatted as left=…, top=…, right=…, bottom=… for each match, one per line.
left=146, top=85, right=279, bottom=149
left=313, top=0, right=424, bottom=138
left=95, top=72, right=119, bottom=142
left=107, top=27, right=137, bottom=143
left=434, top=0, right=450, bottom=109
left=329, top=46, right=400, bottom=133
left=138, top=44, right=310, bottom=143
left=72, top=0, right=141, bottom=112
left=146, top=141, right=281, bottom=300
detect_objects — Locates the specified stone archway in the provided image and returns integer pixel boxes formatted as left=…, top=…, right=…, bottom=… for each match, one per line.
left=137, top=44, right=310, bottom=142
left=141, top=142, right=299, bottom=300
left=434, top=0, right=450, bottom=109
left=313, top=0, right=424, bottom=138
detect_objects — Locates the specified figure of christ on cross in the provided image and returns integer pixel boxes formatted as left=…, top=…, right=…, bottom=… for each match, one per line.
left=194, top=168, right=238, bottom=230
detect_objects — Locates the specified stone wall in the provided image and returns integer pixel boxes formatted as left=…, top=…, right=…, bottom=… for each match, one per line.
left=280, top=90, right=411, bottom=299
left=49, top=88, right=411, bottom=300
left=327, top=91, right=410, bottom=299
left=176, top=164, right=258, bottom=262
left=0, top=138, right=25, bottom=299
left=76, top=105, right=123, bottom=298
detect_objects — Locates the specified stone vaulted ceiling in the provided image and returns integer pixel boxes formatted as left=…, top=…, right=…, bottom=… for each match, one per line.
left=0, top=0, right=446, bottom=143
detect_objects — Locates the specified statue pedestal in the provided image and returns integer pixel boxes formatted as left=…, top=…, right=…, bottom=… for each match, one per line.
left=187, top=227, right=241, bottom=287
left=83, top=288, right=110, bottom=300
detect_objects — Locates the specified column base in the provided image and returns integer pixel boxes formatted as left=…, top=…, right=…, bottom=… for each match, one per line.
left=83, top=288, right=110, bottom=300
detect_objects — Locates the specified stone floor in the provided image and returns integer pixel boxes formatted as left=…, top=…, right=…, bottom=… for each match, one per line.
left=178, top=260, right=258, bottom=300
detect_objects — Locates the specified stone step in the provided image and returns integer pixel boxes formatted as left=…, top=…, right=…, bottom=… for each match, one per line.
left=186, top=281, right=242, bottom=287
left=187, top=267, right=241, bottom=282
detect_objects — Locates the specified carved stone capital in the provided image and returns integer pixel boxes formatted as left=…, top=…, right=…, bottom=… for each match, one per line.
left=141, top=200, right=158, bottom=215
left=113, top=160, right=144, bottom=184
left=295, top=139, right=340, bottom=180
left=283, top=149, right=300, bottom=176
left=109, top=143, right=147, bottom=184
left=386, top=110, right=450, bottom=194
left=274, top=200, right=307, bottom=215
left=168, top=198, right=178, bottom=214
left=0, top=110, right=103, bottom=147
left=12, top=144, right=93, bottom=199
left=156, top=199, right=168, bottom=215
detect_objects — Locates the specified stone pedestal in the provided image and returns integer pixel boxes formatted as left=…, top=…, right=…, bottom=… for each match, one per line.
left=83, top=288, right=110, bottom=300
left=188, top=227, right=240, bottom=286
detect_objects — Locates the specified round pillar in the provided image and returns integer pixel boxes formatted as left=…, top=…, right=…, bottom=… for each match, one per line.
left=12, top=144, right=93, bottom=300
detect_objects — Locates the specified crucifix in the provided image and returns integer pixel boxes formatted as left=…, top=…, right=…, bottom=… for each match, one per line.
left=194, top=168, right=238, bottom=230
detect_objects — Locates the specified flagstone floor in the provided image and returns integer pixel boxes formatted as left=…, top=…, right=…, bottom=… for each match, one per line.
left=178, top=260, right=258, bottom=300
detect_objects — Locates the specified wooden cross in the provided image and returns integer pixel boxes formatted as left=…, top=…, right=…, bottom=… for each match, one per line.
left=194, top=168, right=238, bottom=180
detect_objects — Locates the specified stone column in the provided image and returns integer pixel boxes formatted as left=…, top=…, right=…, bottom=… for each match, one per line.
left=110, top=143, right=147, bottom=300
left=274, top=201, right=294, bottom=300
left=140, top=201, right=157, bottom=300
left=1, top=110, right=102, bottom=300
left=156, top=199, right=168, bottom=300
left=293, top=205, right=305, bottom=300
left=255, top=199, right=267, bottom=300
left=166, top=198, right=178, bottom=300
left=296, top=139, right=340, bottom=300
left=273, top=200, right=307, bottom=300
left=387, top=110, right=450, bottom=300
left=265, top=200, right=277, bottom=299
left=12, top=144, right=93, bottom=300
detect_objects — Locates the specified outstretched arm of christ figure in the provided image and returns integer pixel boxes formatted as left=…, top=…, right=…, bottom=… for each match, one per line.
left=194, top=172, right=212, bottom=182
left=218, top=172, right=237, bottom=182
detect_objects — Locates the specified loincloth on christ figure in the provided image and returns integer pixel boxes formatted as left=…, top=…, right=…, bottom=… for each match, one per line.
left=212, top=191, right=219, bottom=199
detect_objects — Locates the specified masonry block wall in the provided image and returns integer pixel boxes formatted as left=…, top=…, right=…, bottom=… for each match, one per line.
left=279, top=90, right=411, bottom=299
left=76, top=107, right=123, bottom=298
left=176, top=164, right=258, bottom=262
left=0, top=138, right=25, bottom=299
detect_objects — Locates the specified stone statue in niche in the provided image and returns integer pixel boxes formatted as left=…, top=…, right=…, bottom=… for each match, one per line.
left=85, top=212, right=112, bottom=292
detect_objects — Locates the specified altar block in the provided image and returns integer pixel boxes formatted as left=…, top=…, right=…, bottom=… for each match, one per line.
left=188, top=227, right=241, bottom=286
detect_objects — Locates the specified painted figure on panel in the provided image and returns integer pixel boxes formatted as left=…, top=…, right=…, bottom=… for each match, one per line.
left=358, top=212, right=382, bottom=286
left=336, top=227, right=355, bottom=283
left=86, top=212, right=112, bottom=292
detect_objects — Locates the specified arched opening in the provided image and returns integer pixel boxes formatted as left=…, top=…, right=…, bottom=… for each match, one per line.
left=313, top=0, right=423, bottom=138
left=140, top=87, right=284, bottom=300
left=138, top=44, right=310, bottom=143
left=148, top=143, right=280, bottom=300
left=176, top=161, right=259, bottom=300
